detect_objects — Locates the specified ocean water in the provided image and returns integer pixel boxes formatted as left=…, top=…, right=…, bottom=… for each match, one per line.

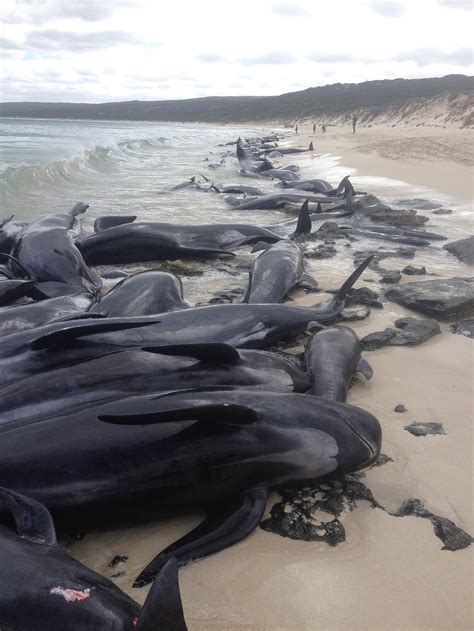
left=0, top=118, right=283, bottom=223
left=1, top=118, right=471, bottom=303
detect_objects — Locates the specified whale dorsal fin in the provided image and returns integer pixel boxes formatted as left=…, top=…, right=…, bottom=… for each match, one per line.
left=292, top=200, right=311, bottom=238
left=0, top=487, right=56, bottom=545
left=98, top=403, right=259, bottom=426
left=142, top=343, right=240, bottom=364
left=137, top=559, right=188, bottom=631
left=29, top=318, right=160, bottom=351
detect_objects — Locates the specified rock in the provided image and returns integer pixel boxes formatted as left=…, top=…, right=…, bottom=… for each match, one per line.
left=450, top=319, right=474, bottom=338
left=337, top=305, right=371, bottom=321
left=443, top=236, right=474, bottom=265
left=305, top=243, right=337, bottom=259
left=208, top=286, right=244, bottom=305
left=345, top=287, right=384, bottom=309
left=361, top=328, right=397, bottom=350
left=354, top=247, right=416, bottom=263
left=404, top=422, right=446, bottom=436
left=108, top=555, right=129, bottom=568
left=385, top=277, right=474, bottom=320
left=394, top=499, right=473, bottom=551
left=318, top=221, right=340, bottom=234
left=370, top=209, right=429, bottom=227
left=361, top=317, right=441, bottom=350
left=391, top=317, right=441, bottom=345
left=380, top=270, right=401, bottom=284
left=161, top=260, right=204, bottom=276
left=394, top=404, right=407, bottom=413
left=432, top=208, right=453, bottom=215
left=397, top=198, right=441, bottom=210
left=402, top=264, right=426, bottom=275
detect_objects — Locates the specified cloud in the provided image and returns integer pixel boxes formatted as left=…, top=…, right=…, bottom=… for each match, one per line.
left=4, top=0, right=134, bottom=24
left=195, top=53, right=226, bottom=63
left=0, top=36, right=22, bottom=50
left=367, top=1, right=406, bottom=17
left=24, top=29, right=143, bottom=52
left=270, top=3, right=311, bottom=17
left=306, top=52, right=356, bottom=63
left=393, top=47, right=473, bottom=66
left=239, top=51, right=297, bottom=65
left=437, top=0, right=472, bottom=8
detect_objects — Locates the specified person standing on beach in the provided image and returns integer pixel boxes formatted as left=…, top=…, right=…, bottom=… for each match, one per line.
left=312, top=123, right=316, bottom=134
left=295, top=124, right=298, bottom=134
left=322, top=124, right=326, bottom=133
left=352, top=114, right=357, bottom=133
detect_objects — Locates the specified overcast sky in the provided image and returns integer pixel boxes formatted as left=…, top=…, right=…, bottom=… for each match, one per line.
left=1, top=0, right=473, bottom=102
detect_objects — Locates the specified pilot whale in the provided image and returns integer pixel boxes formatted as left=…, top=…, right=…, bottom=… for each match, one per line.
left=0, top=487, right=187, bottom=630
left=0, top=389, right=381, bottom=588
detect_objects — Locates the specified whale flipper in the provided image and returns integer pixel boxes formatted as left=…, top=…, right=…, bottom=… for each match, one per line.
left=0, top=487, right=56, bottom=545
left=99, top=402, right=260, bottom=426
left=142, top=343, right=241, bottom=364
left=137, top=559, right=188, bottom=631
left=29, top=318, right=160, bottom=350
left=134, top=488, right=268, bottom=587
left=357, top=358, right=373, bottom=380
left=302, top=272, right=318, bottom=288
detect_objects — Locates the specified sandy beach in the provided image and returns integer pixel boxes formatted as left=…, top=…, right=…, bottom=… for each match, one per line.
left=68, top=123, right=473, bottom=630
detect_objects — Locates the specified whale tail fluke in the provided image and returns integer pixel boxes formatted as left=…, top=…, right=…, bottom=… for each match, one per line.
left=137, top=559, right=188, bottom=631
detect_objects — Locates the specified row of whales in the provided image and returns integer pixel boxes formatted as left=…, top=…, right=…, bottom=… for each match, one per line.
left=0, top=131, right=385, bottom=629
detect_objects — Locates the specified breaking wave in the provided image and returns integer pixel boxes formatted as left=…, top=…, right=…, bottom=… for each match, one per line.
left=0, top=137, right=170, bottom=196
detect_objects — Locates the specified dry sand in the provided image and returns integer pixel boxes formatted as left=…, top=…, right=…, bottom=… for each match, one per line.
left=69, top=124, right=473, bottom=630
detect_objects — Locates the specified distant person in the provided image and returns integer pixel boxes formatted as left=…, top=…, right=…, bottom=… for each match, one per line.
left=295, top=124, right=298, bottom=134
left=322, top=124, right=326, bottom=133
left=352, top=114, right=357, bottom=133
left=312, top=123, right=316, bottom=134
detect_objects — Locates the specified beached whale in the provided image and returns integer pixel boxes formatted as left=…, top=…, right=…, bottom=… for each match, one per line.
left=11, top=211, right=102, bottom=297
left=0, top=257, right=372, bottom=387
left=0, top=279, right=36, bottom=307
left=0, top=292, right=94, bottom=338
left=90, top=271, right=191, bottom=317
left=77, top=221, right=286, bottom=265
left=0, top=344, right=310, bottom=425
left=305, top=326, right=373, bottom=402
left=0, top=390, right=381, bottom=588
left=0, top=487, right=187, bottom=631
left=245, top=240, right=317, bottom=303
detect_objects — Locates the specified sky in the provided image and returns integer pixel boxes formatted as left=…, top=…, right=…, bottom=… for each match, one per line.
left=1, top=0, right=473, bottom=103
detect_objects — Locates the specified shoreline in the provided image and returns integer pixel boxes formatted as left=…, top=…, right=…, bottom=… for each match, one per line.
left=289, top=124, right=474, bottom=203
left=67, top=125, right=474, bottom=629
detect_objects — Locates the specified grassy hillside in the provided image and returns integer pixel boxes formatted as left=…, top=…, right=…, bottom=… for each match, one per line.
left=1, top=75, right=473, bottom=124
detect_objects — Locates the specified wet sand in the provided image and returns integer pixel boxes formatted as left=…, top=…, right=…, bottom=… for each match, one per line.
left=68, top=125, right=473, bottom=630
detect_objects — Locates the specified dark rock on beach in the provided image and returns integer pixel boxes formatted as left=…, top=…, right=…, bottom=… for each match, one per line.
left=402, top=264, right=426, bottom=275
left=432, top=208, right=453, bottom=215
left=337, top=305, right=371, bottom=321
left=361, top=317, right=441, bottom=350
left=305, top=243, right=337, bottom=259
left=345, top=287, right=384, bottom=308
left=380, top=270, right=402, bottom=284
left=394, top=404, right=407, bottom=413
left=385, top=277, right=474, bottom=320
left=449, top=319, right=474, bottom=338
left=404, top=422, right=446, bottom=436
left=443, top=236, right=474, bottom=266
left=394, top=499, right=473, bottom=551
